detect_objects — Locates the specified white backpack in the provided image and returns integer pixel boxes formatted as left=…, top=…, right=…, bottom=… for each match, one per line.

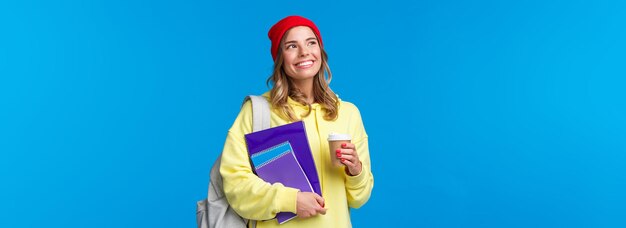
left=196, top=95, right=270, bottom=228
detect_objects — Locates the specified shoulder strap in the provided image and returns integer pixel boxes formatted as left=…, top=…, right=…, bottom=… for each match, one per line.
left=241, top=95, right=269, bottom=228
left=243, top=95, right=271, bottom=132
left=201, top=96, right=268, bottom=228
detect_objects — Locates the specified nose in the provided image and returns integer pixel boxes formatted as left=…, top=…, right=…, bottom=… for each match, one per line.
left=298, top=45, right=310, bottom=57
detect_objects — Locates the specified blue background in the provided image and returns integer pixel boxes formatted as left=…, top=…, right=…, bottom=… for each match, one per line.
left=1, top=0, right=625, bottom=227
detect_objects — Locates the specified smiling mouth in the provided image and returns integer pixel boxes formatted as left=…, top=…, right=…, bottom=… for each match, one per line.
left=295, top=60, right=314, bottom=68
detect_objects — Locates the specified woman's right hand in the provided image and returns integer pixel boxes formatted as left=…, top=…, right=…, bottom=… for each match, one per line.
left=296, top=192, right=327, bottom=218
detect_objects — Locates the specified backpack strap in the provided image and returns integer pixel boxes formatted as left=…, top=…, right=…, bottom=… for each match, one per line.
left=241, top=95, right=270, bottom=228
left=243, top=95, right=271, bottom=132
left=200, top=95, right=269, bottom=228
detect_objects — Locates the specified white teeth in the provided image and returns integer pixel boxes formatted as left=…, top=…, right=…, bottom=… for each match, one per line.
left=296, top=61, right=313, bottom=67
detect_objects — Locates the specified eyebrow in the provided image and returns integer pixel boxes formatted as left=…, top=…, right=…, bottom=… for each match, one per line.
left=284, top=37, right=318, bottom=45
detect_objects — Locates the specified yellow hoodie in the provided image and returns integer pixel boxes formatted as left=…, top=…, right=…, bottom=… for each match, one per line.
left=220, top=92, right=374, bottom=228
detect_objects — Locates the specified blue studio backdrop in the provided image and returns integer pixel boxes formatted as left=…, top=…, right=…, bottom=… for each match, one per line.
left=1, top=0, right=625, bottom=227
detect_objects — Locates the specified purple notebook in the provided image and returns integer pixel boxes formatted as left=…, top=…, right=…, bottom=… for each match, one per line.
left=249, top=141, right=312, bottom=224
left=245, top=121, right=321, bottom=224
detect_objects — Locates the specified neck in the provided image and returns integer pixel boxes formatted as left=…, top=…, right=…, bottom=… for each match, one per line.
left=292, top=78, right=314, bottom=104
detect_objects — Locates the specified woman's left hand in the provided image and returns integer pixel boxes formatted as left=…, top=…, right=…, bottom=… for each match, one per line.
left=337, top=143, right=362, bottom=176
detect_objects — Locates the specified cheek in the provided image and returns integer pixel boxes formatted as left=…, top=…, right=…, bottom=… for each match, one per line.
left=282, top=60, right=290, bottom=68
left=282, top=53, right=296, bottom=66
left=312, top=48, right=322, bottom=58
left=314, top=61, right=322, bottom=72
left=314, top=51, right=323, bottom=65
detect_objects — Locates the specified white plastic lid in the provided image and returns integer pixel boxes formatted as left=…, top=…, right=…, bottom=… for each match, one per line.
left=327, top=133, right=351, bottom=141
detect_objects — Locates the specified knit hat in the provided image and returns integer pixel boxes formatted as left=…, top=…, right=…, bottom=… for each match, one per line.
left=268, top=15, right=323, bottom=61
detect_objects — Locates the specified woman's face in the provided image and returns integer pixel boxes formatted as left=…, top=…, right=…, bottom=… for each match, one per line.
left=281, top=26, right=322, bottom=82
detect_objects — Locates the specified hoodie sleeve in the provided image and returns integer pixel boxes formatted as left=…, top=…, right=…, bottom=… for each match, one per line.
left=343, top=104, right=375, bottom=208
left=219, top=101, right=300, bottom=220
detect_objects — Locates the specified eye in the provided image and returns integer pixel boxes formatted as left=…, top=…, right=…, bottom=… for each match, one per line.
left=286, top=44, right=297, bottom=49
left=308, top=41, right=318, bottom=46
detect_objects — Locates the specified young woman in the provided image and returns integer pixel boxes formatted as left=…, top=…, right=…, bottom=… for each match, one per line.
left=220, top=15, right=374, bottom=228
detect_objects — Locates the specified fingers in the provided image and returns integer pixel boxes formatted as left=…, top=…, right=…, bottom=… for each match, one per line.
left=338, top=154, right=357, bottom=165
left=341, top=156, right=363, bottom=176
left=341, top=156, right=356, bottom=166
left=336, top=143, right=362, bottom=175
left=313, top=194, right=327, bottom=215
left=336, top=148, right=358, bottom=158
left=341, top=142, right=355, bottom=150
left=317, top=207, right=327, bottom=215
left=336, top=143, right=358, bottom=162
left=297, top=192, right=327, bottom=218
left=314, top=193, right=325, bottom=207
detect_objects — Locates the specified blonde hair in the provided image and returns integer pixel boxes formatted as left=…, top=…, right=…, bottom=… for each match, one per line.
left=266, top=40, right=339, bottom=122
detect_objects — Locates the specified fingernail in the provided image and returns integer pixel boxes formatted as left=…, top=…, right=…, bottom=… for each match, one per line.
left=337, top=154, right=341, bottom=158
left=342, top=143, right=346, bottom=147
left=336, top=149, right=341, bottom=153
left=341, top=158, right=345, bottom=162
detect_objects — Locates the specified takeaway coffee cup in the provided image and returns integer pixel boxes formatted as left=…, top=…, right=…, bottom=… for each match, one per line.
left=328, top=133, right=352, bottom=167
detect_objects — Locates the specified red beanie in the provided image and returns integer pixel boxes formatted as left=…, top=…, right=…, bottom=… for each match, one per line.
left=268, top=15, right=323, bottom=61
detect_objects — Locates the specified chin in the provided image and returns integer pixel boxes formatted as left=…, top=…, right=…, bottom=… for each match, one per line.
left=291, top=74, right=317, bottom=81
left=288, top=69, right=320, bottom=80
